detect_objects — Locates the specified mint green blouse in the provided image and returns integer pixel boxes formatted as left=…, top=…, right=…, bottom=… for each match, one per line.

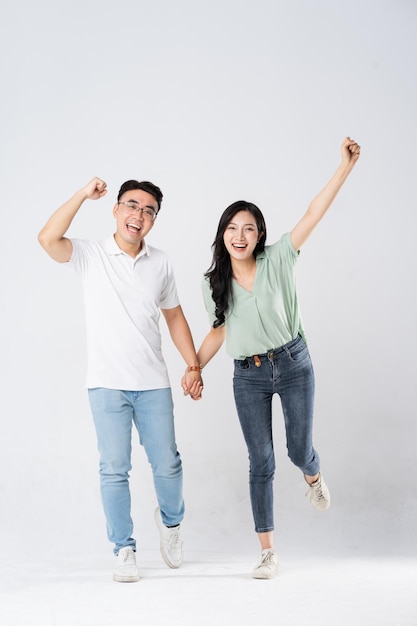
left=202, top=232, right=305, bottom=360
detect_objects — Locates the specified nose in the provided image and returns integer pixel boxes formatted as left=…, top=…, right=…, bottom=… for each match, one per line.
left=131, top=206, right=145, bottom=217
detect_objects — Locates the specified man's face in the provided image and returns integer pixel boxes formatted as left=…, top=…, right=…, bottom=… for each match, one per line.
left=113, top=189, right=158, bottom=252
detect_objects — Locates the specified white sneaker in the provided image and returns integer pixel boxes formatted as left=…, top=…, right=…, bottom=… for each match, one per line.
left=306, top=473, right=331, bottom=511
left=252, top=548, right=278, bottom=579
left=154, top=507, right=183, bottom=568
left=113, top=546, right=140, bottom=582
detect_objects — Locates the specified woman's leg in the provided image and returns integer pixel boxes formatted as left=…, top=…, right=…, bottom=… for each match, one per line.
left=275, top=337, right=320, bottom=476
left=277, top=337, right=330, bottom=510
left=276, top=337, right=320, bottom=477
left=233, top=359, right=275, bottom=541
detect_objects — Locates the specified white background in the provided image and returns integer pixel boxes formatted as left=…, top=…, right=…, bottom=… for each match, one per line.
left=1, top=0, right=416, bottom=564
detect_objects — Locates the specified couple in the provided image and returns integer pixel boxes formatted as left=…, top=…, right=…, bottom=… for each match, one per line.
left=38, top=137, right=360, bottom=582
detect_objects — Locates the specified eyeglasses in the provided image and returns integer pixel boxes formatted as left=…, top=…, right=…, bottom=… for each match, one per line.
left=118, top=201, right=158, bottom=221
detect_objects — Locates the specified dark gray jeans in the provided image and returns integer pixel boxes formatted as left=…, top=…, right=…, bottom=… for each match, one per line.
left=233, top=335, right=320, bottom=533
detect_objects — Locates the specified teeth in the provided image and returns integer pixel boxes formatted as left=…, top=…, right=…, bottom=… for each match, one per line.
left=127, top=223, right=140, bottom=230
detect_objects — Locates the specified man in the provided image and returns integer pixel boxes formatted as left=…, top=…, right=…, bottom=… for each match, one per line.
left=38, top=177, right=203, bottom=582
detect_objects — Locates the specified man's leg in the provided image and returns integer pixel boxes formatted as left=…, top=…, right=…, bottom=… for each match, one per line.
left=88, top=388, right=136, bottom=554
left=133, top=388, right=184, bottom=567
left=132, top=388, right=184, bottom=525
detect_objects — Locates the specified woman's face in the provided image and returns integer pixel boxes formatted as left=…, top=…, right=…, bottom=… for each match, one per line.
left=223, top=210, right=261, bottom=262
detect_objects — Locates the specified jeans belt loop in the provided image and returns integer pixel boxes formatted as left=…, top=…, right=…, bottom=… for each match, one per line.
left=254, top=355, right=261, bottom=367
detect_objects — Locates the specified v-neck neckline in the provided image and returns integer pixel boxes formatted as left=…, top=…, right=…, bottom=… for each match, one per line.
left=232, top=264, right=258, bottom=294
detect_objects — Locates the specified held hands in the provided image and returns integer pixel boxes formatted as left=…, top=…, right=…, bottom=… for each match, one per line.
left=341, top=137, right=361, bottom=167
left=181, top=369, right=204, bottom=401
left=82, top=177, right=108, bottom=200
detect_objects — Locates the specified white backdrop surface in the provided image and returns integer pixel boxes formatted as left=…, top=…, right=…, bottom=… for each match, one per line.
left=0, top=0, right=416, bottom=562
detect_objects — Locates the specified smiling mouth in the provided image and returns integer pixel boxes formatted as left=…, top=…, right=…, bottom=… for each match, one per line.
left=232, top=243, right=247, bottom=249
left=126, top=223, right=141, bottom=234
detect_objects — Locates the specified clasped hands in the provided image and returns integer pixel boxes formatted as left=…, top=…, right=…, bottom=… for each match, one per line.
left=181, top=369, right=204, bottom=401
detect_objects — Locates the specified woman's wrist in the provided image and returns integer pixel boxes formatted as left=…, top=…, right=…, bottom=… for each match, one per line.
left=188, top=364, right=203, bottom=372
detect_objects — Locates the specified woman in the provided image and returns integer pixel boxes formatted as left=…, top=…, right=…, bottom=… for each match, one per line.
left=184, top=137, right=361, bottom=579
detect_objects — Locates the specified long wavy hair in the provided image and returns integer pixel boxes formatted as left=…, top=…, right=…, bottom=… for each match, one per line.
left=205, top=200, right=267, bottom=328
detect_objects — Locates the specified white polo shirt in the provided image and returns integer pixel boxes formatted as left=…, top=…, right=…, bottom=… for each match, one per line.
left=69, top=236, right=180, bottom=391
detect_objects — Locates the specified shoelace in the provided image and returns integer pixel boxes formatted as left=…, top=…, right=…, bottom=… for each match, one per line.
left=258, top=550, right=275, bottom=567
left=167, top=528, right=182, bottom=546
left=120, top=548, right=134, bottom=563
left=306, top=479, right=325, bottom=501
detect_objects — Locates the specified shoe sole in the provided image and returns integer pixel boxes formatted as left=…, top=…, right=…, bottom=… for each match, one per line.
left=313, top=502, right=330, bottom=512
left=252, top=570, right=278, bottom=580
left=154, top=507, right=183, bottom=569
left=113, top=573, right=140, bottom=583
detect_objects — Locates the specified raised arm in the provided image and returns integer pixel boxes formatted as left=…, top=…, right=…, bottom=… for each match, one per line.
left=290, top=137, right=360, bottom=251
left=38, top=177, right=107, bottom=263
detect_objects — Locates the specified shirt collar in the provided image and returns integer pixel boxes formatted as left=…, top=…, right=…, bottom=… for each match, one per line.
left=104, top=235, right=150, bottom=259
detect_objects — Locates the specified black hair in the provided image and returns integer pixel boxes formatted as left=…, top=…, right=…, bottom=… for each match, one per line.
left=205, top=200, right=267, bottom=328
left=117, top=180, right=163, bottom=211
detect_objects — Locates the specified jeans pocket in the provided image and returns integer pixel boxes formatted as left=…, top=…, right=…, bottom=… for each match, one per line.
left=235, top=358, right=250, bottom=370
left=286, top=338, right=309, bottom=363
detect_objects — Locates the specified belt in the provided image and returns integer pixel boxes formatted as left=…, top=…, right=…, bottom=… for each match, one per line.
left=252, top=350, right=276, bottom=367
left=250, top=336, right=302, bottom=367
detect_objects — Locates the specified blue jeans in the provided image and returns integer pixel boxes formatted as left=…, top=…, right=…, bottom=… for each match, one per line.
left=88, top=387, right=184, bottom=554
left=233, top=335, right=320, bottom=533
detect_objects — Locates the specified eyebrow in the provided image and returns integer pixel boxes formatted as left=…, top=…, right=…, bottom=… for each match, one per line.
left=228, top=221, right=256, bottom=227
